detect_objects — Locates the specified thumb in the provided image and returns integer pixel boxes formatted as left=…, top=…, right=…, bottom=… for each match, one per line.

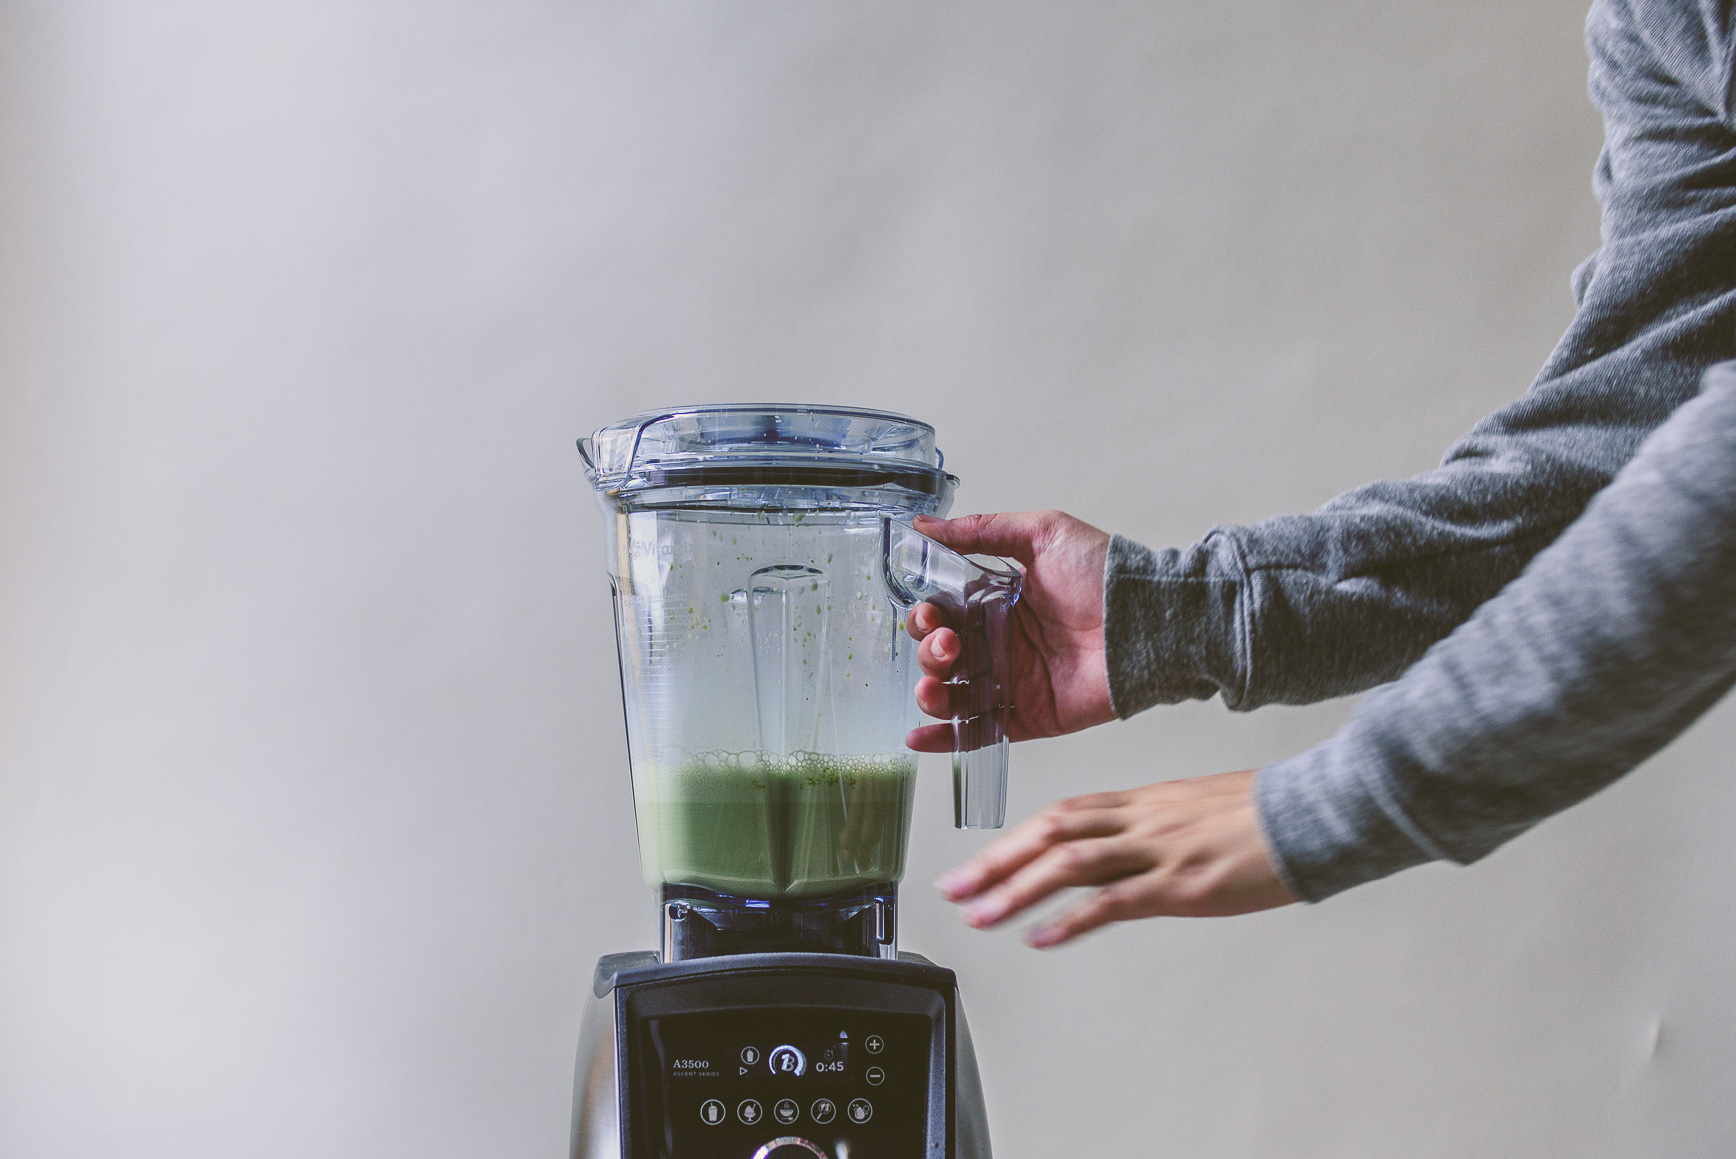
left=913, top=511, right=1051, bottom=565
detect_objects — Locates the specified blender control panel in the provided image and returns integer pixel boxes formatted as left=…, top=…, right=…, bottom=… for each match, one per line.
left=639, top=1010, right=931, bottom=1158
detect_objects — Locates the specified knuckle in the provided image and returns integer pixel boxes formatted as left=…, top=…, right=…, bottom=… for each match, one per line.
left=1056, top=842, right=1097, bottom=874
left=1034, top=810, right=1069, bottom=840
left=1096, top=883, right=1141, bottom=918
left=1164, top=866, right=1215, bottom=912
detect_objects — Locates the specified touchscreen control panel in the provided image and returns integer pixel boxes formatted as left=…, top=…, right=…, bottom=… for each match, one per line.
left=640, top=1010, right=930, bottom=1158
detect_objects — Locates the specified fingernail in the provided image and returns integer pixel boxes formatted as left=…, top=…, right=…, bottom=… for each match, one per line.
left=933, top=870, right=973, bottom=899
left=962, top=901, right=1002, bottom=927
left=1027, top=926, right=1060, bottom=949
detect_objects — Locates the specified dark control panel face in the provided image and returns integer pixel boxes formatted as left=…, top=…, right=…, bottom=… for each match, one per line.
left=640, top=1009, right=930, bottom=1158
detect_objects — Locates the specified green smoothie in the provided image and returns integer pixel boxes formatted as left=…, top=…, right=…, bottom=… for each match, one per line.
left=635, top=751, right=917, bottom=898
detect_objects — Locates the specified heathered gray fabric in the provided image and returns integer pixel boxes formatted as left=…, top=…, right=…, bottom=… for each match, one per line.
left=1256, top=363, right=1736, bottom=901
left=1103, top=0, right=1736, bottom=717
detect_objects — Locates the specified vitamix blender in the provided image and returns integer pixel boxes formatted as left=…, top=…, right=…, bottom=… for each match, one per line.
left=571, top=406, right=1019, bottom=1159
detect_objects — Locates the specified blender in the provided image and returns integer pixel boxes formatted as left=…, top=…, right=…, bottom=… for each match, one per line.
left=570, top=405, right=1019, bottom=1159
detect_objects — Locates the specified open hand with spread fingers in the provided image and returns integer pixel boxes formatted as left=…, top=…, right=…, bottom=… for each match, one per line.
left=933, top=770, right=1297, bottom=947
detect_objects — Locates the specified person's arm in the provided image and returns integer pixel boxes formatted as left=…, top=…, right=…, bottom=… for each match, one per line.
left=1257, top=361, right=1736, bottom=901
left=1107, top=0, right=1736, bottom=716
left=936, top=361, right=1736, bottom=943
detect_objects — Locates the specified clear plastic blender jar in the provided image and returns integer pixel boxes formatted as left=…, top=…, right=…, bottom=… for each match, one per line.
left=580, top=405, right=1019, bottom=959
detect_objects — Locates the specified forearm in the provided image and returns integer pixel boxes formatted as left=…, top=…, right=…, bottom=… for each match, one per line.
left=1256, top=363, right=1736, bottom=902
left=1106, top=283, right=1736, bottom=716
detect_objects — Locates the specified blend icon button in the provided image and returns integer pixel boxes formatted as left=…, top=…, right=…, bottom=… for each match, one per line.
left=768, top=1045, right=807, bottom=1076
left=699, top=1100, right=725, bottom=1126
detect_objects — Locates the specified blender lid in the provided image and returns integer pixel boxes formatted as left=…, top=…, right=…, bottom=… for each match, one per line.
left=579, top=404, right=957, bottom=498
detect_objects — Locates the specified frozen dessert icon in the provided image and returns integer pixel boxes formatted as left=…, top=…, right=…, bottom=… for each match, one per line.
left=738, top=1100, right=763, bottom=1125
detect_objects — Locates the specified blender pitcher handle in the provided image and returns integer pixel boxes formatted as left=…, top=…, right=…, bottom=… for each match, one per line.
left=882, top=518, right=1023, bottom=829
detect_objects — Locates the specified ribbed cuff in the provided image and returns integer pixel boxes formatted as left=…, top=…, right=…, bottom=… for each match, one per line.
left=1102, top=532, right=1250, bottom=717
left=1254, top=742, right=1439, bottom=903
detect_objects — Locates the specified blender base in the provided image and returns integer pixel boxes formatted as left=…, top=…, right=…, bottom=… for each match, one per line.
left=571, top=951, right=991, bottom=1159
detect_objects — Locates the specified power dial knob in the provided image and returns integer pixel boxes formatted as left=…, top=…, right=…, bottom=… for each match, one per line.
left=750, top=1139, right=830, bottom=1159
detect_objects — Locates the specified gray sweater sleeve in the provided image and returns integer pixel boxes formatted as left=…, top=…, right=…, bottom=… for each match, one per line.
left=1105, top=0, right=1736, bottom=715
left=1255, top=362, right=1736, bottom=902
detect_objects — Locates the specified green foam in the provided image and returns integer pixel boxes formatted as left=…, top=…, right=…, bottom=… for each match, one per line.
left=635, top=751, right=917, bottom=898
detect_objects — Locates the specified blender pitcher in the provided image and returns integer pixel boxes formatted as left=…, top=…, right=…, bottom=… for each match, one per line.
left=579, top=405, right=1020, bottom=961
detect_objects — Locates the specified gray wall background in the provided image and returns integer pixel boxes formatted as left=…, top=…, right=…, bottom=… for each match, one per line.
left=3, top=2, right=1733, bottom=1156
